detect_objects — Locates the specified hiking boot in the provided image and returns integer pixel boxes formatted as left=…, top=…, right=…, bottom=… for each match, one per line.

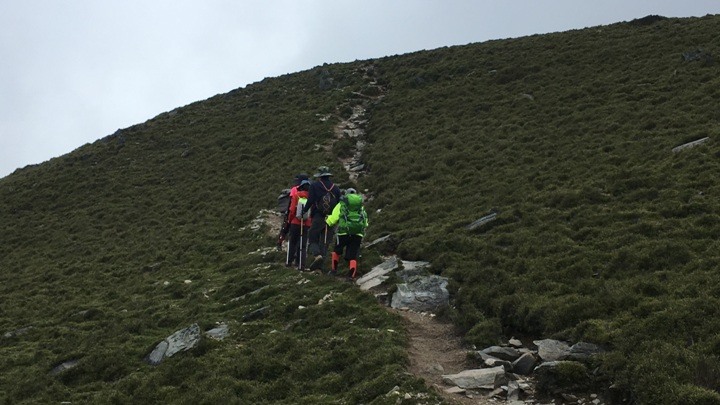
left=309, top=255, right=324, bottom=270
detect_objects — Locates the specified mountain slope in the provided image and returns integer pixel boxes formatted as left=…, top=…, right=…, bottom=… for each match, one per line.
left=2, top=14, right=720, bottom=404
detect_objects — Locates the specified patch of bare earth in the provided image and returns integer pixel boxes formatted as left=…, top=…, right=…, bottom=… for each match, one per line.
left=395, top=309, right=495, bottom=405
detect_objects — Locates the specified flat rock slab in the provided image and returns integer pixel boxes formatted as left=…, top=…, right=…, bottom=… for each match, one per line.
left=146, top=323, right=201, bottom=365
left=672, top=137, right=710, bottom=153
left=481, top=345, right=522, bottom=361
left=466, top=212, right=497, bottom=230
left=205, top=323, right=230, bottom=340
left=356, top=256, right=399, bottom=291
left=442, top=366, right=506, bottom=389
left=49, top=359, right=80, bottom=375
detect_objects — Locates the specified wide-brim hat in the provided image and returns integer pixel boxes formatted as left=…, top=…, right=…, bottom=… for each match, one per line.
left=314, top=166, right=332, bottom=177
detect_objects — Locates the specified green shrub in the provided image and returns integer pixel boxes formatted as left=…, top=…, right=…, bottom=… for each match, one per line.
left=464, top=317, right=503, bottom=348
left=535, top=361, right=590, bottom=394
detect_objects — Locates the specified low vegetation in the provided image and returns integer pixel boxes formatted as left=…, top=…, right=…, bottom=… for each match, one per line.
left=2, top=14, right=720, bottom=404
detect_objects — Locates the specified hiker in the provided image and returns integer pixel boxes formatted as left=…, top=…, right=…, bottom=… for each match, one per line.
left=326, top=188, right=368, bottom=278
left=302, top=166, right=342, bottom=271
left=277, top=173, right=309, bottom=250
left=285, top=179, right=312, bottom=269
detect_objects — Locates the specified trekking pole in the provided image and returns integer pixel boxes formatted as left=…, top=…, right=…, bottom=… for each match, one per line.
left=324, top=223, right=329, bottom=258
left=299, top=220, right=305, bottom=270
left=285, top=227, right=291, bottom=266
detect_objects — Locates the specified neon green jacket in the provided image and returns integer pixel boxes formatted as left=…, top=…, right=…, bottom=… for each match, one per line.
left=326, top=194, right=368, bottom=236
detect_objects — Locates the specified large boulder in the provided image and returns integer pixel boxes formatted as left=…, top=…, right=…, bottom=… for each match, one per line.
left=391, top=275, right=449, bottom=312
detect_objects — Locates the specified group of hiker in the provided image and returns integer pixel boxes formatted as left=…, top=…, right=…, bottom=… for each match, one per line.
left=277, top=166, right=368, bottom=279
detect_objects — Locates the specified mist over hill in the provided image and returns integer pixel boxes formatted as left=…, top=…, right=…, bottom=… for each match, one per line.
left=2, top=14, right=720, bottom=404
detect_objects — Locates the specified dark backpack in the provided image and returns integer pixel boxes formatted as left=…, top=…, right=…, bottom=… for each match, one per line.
left=340, top=194, right=367, bottom=235
left=318, top=182, right=338, bottom=215
left=276, top=189, right=291, bottom=214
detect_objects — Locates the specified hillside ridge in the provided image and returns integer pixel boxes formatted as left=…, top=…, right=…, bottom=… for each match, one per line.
left=2, top=14, right=720, bottom=404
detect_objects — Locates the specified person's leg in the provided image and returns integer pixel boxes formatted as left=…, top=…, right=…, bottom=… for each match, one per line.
left=331, top=234, right=347, bottom=274
left=287, top=224, right=300, bottom=266
left=307, top=214, right=323, bottom=256
left=308, top=214, right=326, bottom=270
left=298, top=221, right=308, bottom=270
left=345, top=235, right=363, bottom=279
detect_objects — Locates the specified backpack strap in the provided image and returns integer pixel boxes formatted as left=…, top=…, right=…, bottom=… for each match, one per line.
left=320, top=181, right=335, bottom=192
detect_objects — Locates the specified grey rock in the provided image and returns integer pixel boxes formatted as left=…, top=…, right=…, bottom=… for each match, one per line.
left=365, top=234, right=393, bottom=249
left=242, top=306, right=270, bottom=322
left=205, top=323, right=229, bottom=340
left=466, top=212, right=497, bottom=231
left=233, top=285, right=270, bottom=302
left=533, top=339, right=571, bottom=361
left=444, top=386, right=466, bottom=395
left=481, top=346, right=522, bottom=361
left=146, top=323, right=202, bottom=365
left=507, top=380, right=521, bottom=400
left=396, top=260, right=432, bottom=281
left=165, top=323, right=201, bottom=358
left=442, top=366, right=506, bottom=389
left=49, top=359, right=80, bottom=375
left=569, top=342, right=604, bottom=361
left=147, top=341, right=169, bottom=365
left=284, top=319, right=303, bottom=331
left=512, top=352, right=537, bottom=375
left=484, top=358, right=513, bottom=371
left=391, top=275, right=449, bottom=312
left=672, top=137, right=710, bottom=153
left=356, top=256, right=399, bottom=291
left=3, top=326, right=33, bottom=339
left=508, top=338, right=523, bottom=348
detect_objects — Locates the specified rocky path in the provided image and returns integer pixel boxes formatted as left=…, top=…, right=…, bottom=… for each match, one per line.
left=324, top=66, right=495, bottom=404
left=398, top=309, right=495, bottom=405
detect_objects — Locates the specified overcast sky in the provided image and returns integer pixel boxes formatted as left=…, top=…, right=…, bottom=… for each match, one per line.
left=1, top=1, right=718, bottom=179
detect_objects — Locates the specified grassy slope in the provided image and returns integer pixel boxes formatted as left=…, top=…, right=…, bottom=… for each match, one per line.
left=2, top=14, right=720, bottom=404
left=364, top=15, right=720, bottom=403
left=0, top=67, right=430, bottom=403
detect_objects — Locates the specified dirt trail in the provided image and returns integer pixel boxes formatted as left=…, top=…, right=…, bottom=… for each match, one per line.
left=395, top=309, right=495, bottom=405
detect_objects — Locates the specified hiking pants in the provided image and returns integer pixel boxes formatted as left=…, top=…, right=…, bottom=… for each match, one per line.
left=333, top=234, right=363, bottom=261
left=286, top=223, right=307, bottom=268
left=308, top=213, right=334, bottom=258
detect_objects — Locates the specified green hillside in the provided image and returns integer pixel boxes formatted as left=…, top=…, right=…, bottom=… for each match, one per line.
left=2, top=14, right=720, bottom=404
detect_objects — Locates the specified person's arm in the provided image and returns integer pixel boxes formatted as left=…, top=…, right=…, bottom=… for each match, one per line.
left=326, top=202, right=342, bottom=227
